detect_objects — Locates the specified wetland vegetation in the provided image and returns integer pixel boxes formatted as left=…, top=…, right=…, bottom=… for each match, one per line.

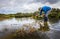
left=0, top=8, right=60, bottom=39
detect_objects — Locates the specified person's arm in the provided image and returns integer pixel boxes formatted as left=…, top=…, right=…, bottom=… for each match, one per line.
left=40, top=9, right=42, bottom=15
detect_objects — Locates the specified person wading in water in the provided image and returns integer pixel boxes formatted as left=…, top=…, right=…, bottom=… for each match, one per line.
left=40, top=6, right=51, bottom=31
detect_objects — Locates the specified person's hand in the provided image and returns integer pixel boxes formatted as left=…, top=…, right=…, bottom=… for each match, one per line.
left=40, top=14, right=45, bottom=17
left=36, top=14, right=38, bottom=16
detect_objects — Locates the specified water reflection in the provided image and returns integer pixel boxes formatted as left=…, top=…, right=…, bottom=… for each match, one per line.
left=0, top=18, right=60, bottom=32
left=50, top=21, right=60, bottom=31
left=0, top=18, right=40, bottom=31
left=0, top=18, right=60, bottom=39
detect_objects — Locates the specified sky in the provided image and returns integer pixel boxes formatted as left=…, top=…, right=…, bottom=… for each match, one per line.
left=0, top=0, right=60, bottom=14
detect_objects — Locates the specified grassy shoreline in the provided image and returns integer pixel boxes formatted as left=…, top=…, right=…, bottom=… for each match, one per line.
left=0, top=8, right=60, bottom=22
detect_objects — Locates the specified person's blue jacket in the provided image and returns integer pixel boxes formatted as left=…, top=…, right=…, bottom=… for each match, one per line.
left=40, top=6, right=51, bottom=15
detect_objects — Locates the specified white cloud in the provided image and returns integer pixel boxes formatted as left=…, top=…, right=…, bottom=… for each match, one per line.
left=0, top=0, right=60, bottom=14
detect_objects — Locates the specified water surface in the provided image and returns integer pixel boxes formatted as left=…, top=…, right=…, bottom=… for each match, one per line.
left=0, top=18, right=60, bottom=39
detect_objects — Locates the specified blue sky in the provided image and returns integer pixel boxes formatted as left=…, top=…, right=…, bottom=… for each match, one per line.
left=0, top=0, right=60, bottom=14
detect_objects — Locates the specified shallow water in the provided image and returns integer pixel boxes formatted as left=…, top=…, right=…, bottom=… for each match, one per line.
left=0, top=18, right=60, bottom=39
left=0, top=18, right=35, bottom=30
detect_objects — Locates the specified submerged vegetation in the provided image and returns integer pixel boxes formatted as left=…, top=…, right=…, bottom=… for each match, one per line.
left=2, top=25, right=49, bottom=39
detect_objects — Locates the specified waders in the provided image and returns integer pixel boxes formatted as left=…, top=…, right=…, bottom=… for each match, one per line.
left=39, top=16, right=50, bottom=31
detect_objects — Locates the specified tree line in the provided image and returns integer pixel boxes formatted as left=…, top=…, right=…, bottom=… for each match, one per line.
left=0, top=8, right=60, bottom=21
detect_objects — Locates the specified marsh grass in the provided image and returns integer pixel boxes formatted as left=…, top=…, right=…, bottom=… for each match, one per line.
left=2, top=24, right=50, bottom=39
